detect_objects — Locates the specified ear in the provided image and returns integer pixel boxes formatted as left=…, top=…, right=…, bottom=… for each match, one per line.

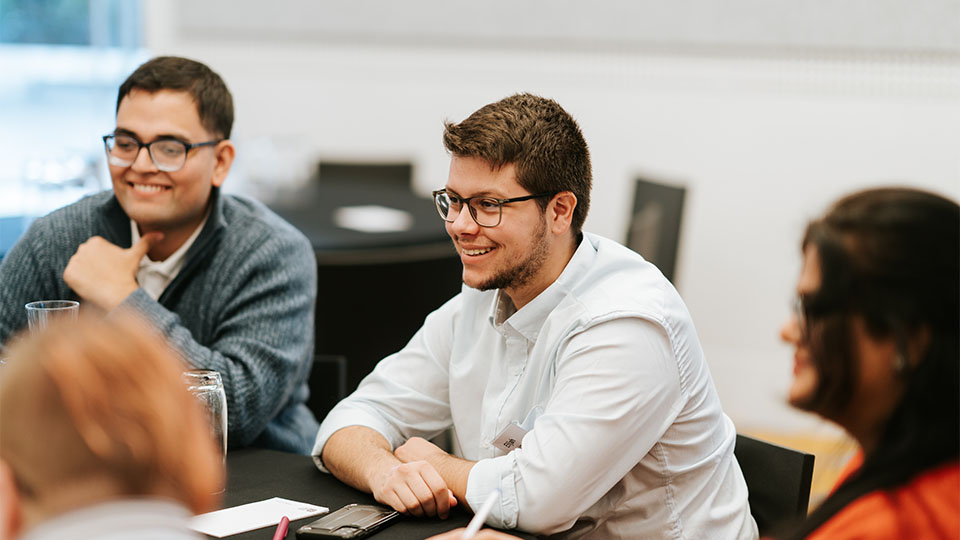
left=547, top=191, right=577, bottom=236
left=0, top=460, right=23, bottom=540
left=210, top=140, right=236, bottom=188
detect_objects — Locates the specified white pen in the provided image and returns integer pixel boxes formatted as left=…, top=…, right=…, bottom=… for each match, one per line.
left=461, top=488, right=501, bottom=540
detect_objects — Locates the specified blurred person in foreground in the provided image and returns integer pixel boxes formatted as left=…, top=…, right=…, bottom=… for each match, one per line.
left=424, top=188, right=959, bottom=540
left=0, top=56, right=319, bottom=453
left=314, top=93, right=756, bottom=539
left=775, top=187, right=959, bottom=539
left=0, top=316, right=222, bottom=540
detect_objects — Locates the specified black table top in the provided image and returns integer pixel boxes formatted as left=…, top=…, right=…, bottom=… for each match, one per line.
left=269, top=180, right=450, bottom=256
left=217, top=449, right=534, bottom=540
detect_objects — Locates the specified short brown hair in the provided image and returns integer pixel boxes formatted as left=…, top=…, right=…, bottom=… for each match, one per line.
left=117, top=56, right=234, bottom=139
left=0, top=315, right=223, bottom=514
left=443, top=93, right=592, bottom=236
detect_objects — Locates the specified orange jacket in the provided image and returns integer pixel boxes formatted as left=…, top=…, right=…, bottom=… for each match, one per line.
left=806, top=453, right=959, bottom=540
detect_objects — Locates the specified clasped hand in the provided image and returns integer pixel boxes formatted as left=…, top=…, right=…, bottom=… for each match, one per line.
left=372, top=437, right=458, bottom=519
left=62, top=233, right=163, bottom=311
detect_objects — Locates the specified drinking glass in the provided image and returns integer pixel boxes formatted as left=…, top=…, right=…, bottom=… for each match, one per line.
left=182, top=370, right=228, bottom=464
left=25, top=300, right=79, bottom=331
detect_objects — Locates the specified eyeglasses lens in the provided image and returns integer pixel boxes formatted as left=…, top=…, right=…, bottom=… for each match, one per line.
left=434, top=192, right=504, bottom=227
left=105, top=135, right=186, bottom=172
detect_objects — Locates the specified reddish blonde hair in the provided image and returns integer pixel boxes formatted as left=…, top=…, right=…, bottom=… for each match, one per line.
left=0, top=314, right=223, bottom=514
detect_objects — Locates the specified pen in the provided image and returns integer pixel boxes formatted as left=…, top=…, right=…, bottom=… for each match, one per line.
left=461, top=488, right=501, bottom=540
left=272, top=515, right=289, bottom=540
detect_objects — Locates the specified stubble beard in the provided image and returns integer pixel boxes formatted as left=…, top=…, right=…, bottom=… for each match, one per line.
left=474, top=218, right=549, bottom=292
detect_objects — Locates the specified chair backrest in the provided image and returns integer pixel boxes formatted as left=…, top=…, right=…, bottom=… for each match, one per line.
left=307, top=354, right=348, bottom=423
left=314, top=250, right=463, bottom=394
left=625, top=177, right=686, bottom=284
left=735, top=433, right=816, bottom=536
left=267, top=159, right=463, bottom=396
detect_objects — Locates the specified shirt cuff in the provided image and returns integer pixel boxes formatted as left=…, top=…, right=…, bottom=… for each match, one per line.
left=465, top=454, right=518, bottom=529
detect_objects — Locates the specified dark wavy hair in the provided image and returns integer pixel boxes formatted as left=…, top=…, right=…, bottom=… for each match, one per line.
left=117, top=56, right=234, bottom=139
left=784, top=187, right=959, bottom=538
left=442, top=93, right=592, bottom=238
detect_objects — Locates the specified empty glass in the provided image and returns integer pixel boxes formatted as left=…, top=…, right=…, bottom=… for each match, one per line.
left=182, top=370, right=228, bottom=464
left=25, top=300, right=79, bottom=331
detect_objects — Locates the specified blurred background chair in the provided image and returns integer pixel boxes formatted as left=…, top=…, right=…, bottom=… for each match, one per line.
left=735, top=433, right=816, bottom=536
left=625, top=177, right=687, bottom=285
left=269, top=162, right=463, bottom=400
left=313, top=247, right=462, bottom=395
left=307, top=354, right=348, bottom=422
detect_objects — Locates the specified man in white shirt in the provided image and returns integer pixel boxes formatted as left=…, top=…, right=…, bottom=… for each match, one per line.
left=313, top=93, right=757, bottom=539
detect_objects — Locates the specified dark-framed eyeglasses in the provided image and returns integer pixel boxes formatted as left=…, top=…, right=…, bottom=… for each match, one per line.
left=793, top=295, right=818, bottom=340
left=432, top=189, right=555, bottom=228
left=102, top=134, right=222, bottom=172
left=793, top=291, right=851, bottom=341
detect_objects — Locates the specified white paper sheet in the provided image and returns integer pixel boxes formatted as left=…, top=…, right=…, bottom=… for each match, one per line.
left=190, top=497, right=328, bottom=538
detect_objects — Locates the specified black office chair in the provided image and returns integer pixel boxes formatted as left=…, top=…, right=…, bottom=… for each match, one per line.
left=306, top=354, right=348, bottom=423
left=312, top=242, right=462, bottom=396
left=625, top=177, right=687, bottom=285
left=735, top=433, right=816, bottom=536
left=268, top=160, right=463, bottom=396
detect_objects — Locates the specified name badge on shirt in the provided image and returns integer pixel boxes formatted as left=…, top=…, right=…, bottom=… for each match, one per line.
left=491, top=423, right=528, bottom=454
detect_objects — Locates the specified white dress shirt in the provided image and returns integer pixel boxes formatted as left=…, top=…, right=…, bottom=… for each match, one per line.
left=19, top=499, right=202, bottom=540
left=314, top=232, right=757, bottom=540
left=131, top=214, right=207, bottom=301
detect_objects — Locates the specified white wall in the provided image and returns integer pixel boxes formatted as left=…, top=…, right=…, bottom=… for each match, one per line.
left=144, top=1, right=960, bottom=437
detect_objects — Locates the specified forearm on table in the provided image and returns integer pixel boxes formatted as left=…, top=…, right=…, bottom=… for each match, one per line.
left=322, top=426, right=402, bottom=493
left=424, top=452, right=475, bottom=506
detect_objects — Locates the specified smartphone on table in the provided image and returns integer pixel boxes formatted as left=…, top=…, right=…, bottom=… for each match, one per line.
left=295, top=503, right=400, bottom=539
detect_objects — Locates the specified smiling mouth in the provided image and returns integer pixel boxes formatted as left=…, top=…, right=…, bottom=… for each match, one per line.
left=461, top=247, right=493, bottom=256
left=129, top=182, right=170, bottom=194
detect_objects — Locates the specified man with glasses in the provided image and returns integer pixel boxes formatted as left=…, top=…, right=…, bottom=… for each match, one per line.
left=314, top=94, right=756, bottom=539
left=0, top=56, right=319, bottom=454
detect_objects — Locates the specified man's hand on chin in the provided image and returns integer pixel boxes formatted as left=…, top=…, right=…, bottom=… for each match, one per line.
left=63, top=233, right=163, bottom=310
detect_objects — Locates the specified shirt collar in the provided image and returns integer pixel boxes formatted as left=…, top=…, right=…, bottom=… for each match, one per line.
left=491, top=233, right=598, bottom=343
left=131, top=208, right=210, bottom=277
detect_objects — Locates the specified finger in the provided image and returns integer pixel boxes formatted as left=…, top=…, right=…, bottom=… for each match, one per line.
left=405, top=480, right=438, bottom=517
left=395, top=464, right=447, bottom=518
left=393, top=482, right=426, bottom=517
left=129, top=232, right=164, bottom=259
left=374, top=488, right=408, bottom=515
left=416, top=466, right=452, bottom=518
left=375, top=466, right=420, bottom=516
left=73, top=235, right=107, bottom=255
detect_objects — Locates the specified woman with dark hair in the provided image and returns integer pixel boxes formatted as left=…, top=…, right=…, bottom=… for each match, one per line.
left=779, top=187, right=959, bottom=539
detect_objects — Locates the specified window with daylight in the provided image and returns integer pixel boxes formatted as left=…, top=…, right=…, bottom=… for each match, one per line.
left=0, top=0, right=146, bottom=258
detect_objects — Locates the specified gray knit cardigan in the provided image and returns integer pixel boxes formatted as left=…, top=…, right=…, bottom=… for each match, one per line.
left=0, top=189, right=320, bottom=454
